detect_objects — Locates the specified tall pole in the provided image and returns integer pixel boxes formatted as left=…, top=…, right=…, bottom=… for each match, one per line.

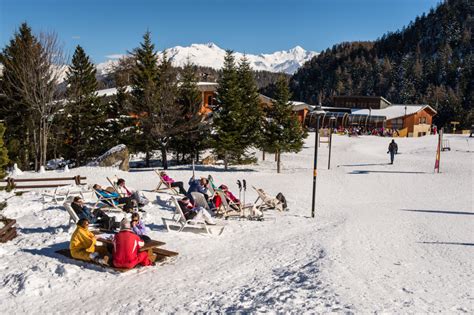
left=311, top=115, right=320, bottom=218
left=328, top=128, right=333, bottom=170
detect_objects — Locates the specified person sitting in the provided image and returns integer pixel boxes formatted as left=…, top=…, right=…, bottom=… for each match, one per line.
left=113, top=219, right=152, bottom=269
left=187, top=177, right=209, bottom=201
left=131, top=212, right=151, bottom=243
left=116, top=178, right=149, bottom=206
left=93, top=184, right=134, bottom=213
left=160, top=171, right=186, bottom=195
left=213, top=184, right=240, bottom=211
left=71, top=196, right=116, bottom=230
left=70, top=218, right=109, bottom=265
left=178, top=197, right=216, bottom=225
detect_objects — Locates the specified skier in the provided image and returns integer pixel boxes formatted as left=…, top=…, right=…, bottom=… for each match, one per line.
left=387, top=139, right=398, bottom=164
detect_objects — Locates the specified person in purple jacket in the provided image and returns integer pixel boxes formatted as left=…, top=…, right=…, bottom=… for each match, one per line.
left=130, top=213, right=151, bottom=243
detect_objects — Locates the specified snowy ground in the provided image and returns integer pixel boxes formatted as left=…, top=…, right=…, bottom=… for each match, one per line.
left=0, top=134, right=472, bottom=313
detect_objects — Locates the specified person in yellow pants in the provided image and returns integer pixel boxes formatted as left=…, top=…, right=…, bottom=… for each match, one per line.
left=70, top=218, right=109, bottom=265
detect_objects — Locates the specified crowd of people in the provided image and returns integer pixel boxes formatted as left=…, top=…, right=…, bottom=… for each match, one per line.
left=337, top=126, right=401, bottom=137
left=69, top=174, right=242, bottom=269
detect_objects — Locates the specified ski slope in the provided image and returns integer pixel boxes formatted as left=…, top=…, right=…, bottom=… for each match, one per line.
left=0, top=134, right=472, bottom=313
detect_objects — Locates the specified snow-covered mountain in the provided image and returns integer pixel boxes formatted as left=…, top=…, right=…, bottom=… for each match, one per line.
left=96, top=43, right=318, bottom=76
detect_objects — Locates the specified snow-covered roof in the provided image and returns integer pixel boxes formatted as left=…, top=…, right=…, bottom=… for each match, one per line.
left=258, top=94, right=310, bottom=111
left=95, top=82, right=217, bottom=97
left=352, top=105, right=436, bottom=120
left=96, top=86, right=132, bottom=97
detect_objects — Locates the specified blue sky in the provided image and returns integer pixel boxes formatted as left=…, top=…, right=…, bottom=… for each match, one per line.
left=1, top=0, right=440, bottom=64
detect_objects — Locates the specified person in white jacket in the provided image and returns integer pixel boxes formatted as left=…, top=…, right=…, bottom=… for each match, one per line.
left=116, top=178, right=149, bottom=206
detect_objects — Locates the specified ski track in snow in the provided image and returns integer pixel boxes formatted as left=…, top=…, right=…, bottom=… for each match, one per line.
left=0, top=134, right=472, bottom=313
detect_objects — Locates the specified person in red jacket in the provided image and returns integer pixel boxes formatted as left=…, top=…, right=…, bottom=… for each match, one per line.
left=213, top=184, right=240, bottom=210
left=113, top=219, right=152, bottom=269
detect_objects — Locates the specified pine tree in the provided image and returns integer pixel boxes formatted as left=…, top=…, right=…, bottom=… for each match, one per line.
left=129, top=30, right=160, bottom=166
left=213, top=50, right=243, bottom=170
left=154, top=52, right=179, bottom=169
left=0, top=123, right=9, bottom=178
left=262, top=76, right=307, bottom=173
left=0, top=23, right=39, bottom=169
left=170, top=61, right=209, bottom=163
left=65, top=45, right=104, bottom=165
left=237, top=56, right=263, bottom=161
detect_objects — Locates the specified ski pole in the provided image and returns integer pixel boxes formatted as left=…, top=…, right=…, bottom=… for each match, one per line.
left=243, top=179, right=247, bottom=205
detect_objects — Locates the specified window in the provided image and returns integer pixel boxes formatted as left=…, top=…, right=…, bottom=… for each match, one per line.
left=391, top=118, right=403, bottom=129
left=419, top=117, right=427, bottom=124
left=207, top=95, right=213, bottom=106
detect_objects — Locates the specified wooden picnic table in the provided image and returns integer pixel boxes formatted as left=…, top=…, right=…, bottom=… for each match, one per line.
left=96, top=237, right=175, bottom=262
left=96, top=237, right=166, bottom=251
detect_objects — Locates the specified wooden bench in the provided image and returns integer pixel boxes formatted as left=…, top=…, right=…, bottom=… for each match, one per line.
left=0, top=217, right=17, bottom=243
left=0, top=175, right=89, bottom=204
left=0, top=175, right=87, bottom=190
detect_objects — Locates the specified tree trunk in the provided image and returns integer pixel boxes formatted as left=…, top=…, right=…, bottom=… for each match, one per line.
left=33, top=127, right=39, bottom=171
left=161, top=146, right=168, bottom=170
left=224, top=152, right=228, bottom=170
left=274, top=153, right=278, bottom=162
left=277, top=150, right=281, bottom=173
left=262, top=151, right=265, bottom=161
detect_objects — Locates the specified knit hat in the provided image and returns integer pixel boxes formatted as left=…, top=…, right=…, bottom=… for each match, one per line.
left=120, top=218, right=131, bottom=231
left=219, top=184, right=228, bottom=190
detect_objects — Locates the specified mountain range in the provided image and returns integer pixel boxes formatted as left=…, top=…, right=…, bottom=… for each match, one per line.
left=96, top=43, right=318, bottom=76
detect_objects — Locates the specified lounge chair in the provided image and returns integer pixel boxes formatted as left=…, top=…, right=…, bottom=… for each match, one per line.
left=161, top=196, right=224, bottom=235
left=252, top=186, right=284, bottom=212
left=43, top=184, right=90, bottom=204
left=63, top=199, right=100, bottom=228
left=92, top=188, right=125, bottom=212
left=190, top=191, right=211, bottom=211
left=106, top=176, right=121, bottom=196
left=154, top=170, right=180, bottom=195
left=215, top=190, right=259, bottom=220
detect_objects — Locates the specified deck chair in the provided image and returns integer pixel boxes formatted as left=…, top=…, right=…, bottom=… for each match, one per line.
left=190, top=192, right=210, bottom=211
left=252, top=186, right=284, bottom=212
left=43, top=184, right=90, bottom=204
left=162, top=196, right=224, bottom=235
left=207, top=175, right=219, bottom=198
left=106, top=176, right=122, bottom=196
left=154, top=170, right=180, bottom=195
left=92, top=188, right=125, bottom=212
left=63, top=200, right=100, bottom=228
left=216, top=190, right=258, bottom=220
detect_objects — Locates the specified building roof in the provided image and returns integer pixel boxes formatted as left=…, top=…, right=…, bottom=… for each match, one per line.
left=96, top=86, right=132, bottom=97
left=352, top=105, right=437, bottom=120
left=94, top=82, right=219, bottom=96
left=196, top=82, right=218, bottom=92
left=258, top=94, right=311, bottom=111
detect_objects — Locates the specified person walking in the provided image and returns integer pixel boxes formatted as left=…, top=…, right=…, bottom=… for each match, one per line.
left=387, top=139, right=398, bottom=164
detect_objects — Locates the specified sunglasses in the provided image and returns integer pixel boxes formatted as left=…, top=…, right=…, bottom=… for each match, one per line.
left=132, top=220, right=139, bottom=222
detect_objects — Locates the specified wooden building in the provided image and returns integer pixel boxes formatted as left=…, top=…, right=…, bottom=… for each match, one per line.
left=353, top=104, right=437, bottom=137
left=258, top=94, right=310, bottom=124
left=197, top=82, right=218, bottom=115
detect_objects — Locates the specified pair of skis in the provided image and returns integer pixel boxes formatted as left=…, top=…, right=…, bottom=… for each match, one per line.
left=237, top=179, right=246, bottom=204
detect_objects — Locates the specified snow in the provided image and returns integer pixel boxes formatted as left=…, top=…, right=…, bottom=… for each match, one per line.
left=0, top=134, right=472, bottom=313
left=95, top=43, right=319, bottom=76
left=11, top=163, right=23, bottom=176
